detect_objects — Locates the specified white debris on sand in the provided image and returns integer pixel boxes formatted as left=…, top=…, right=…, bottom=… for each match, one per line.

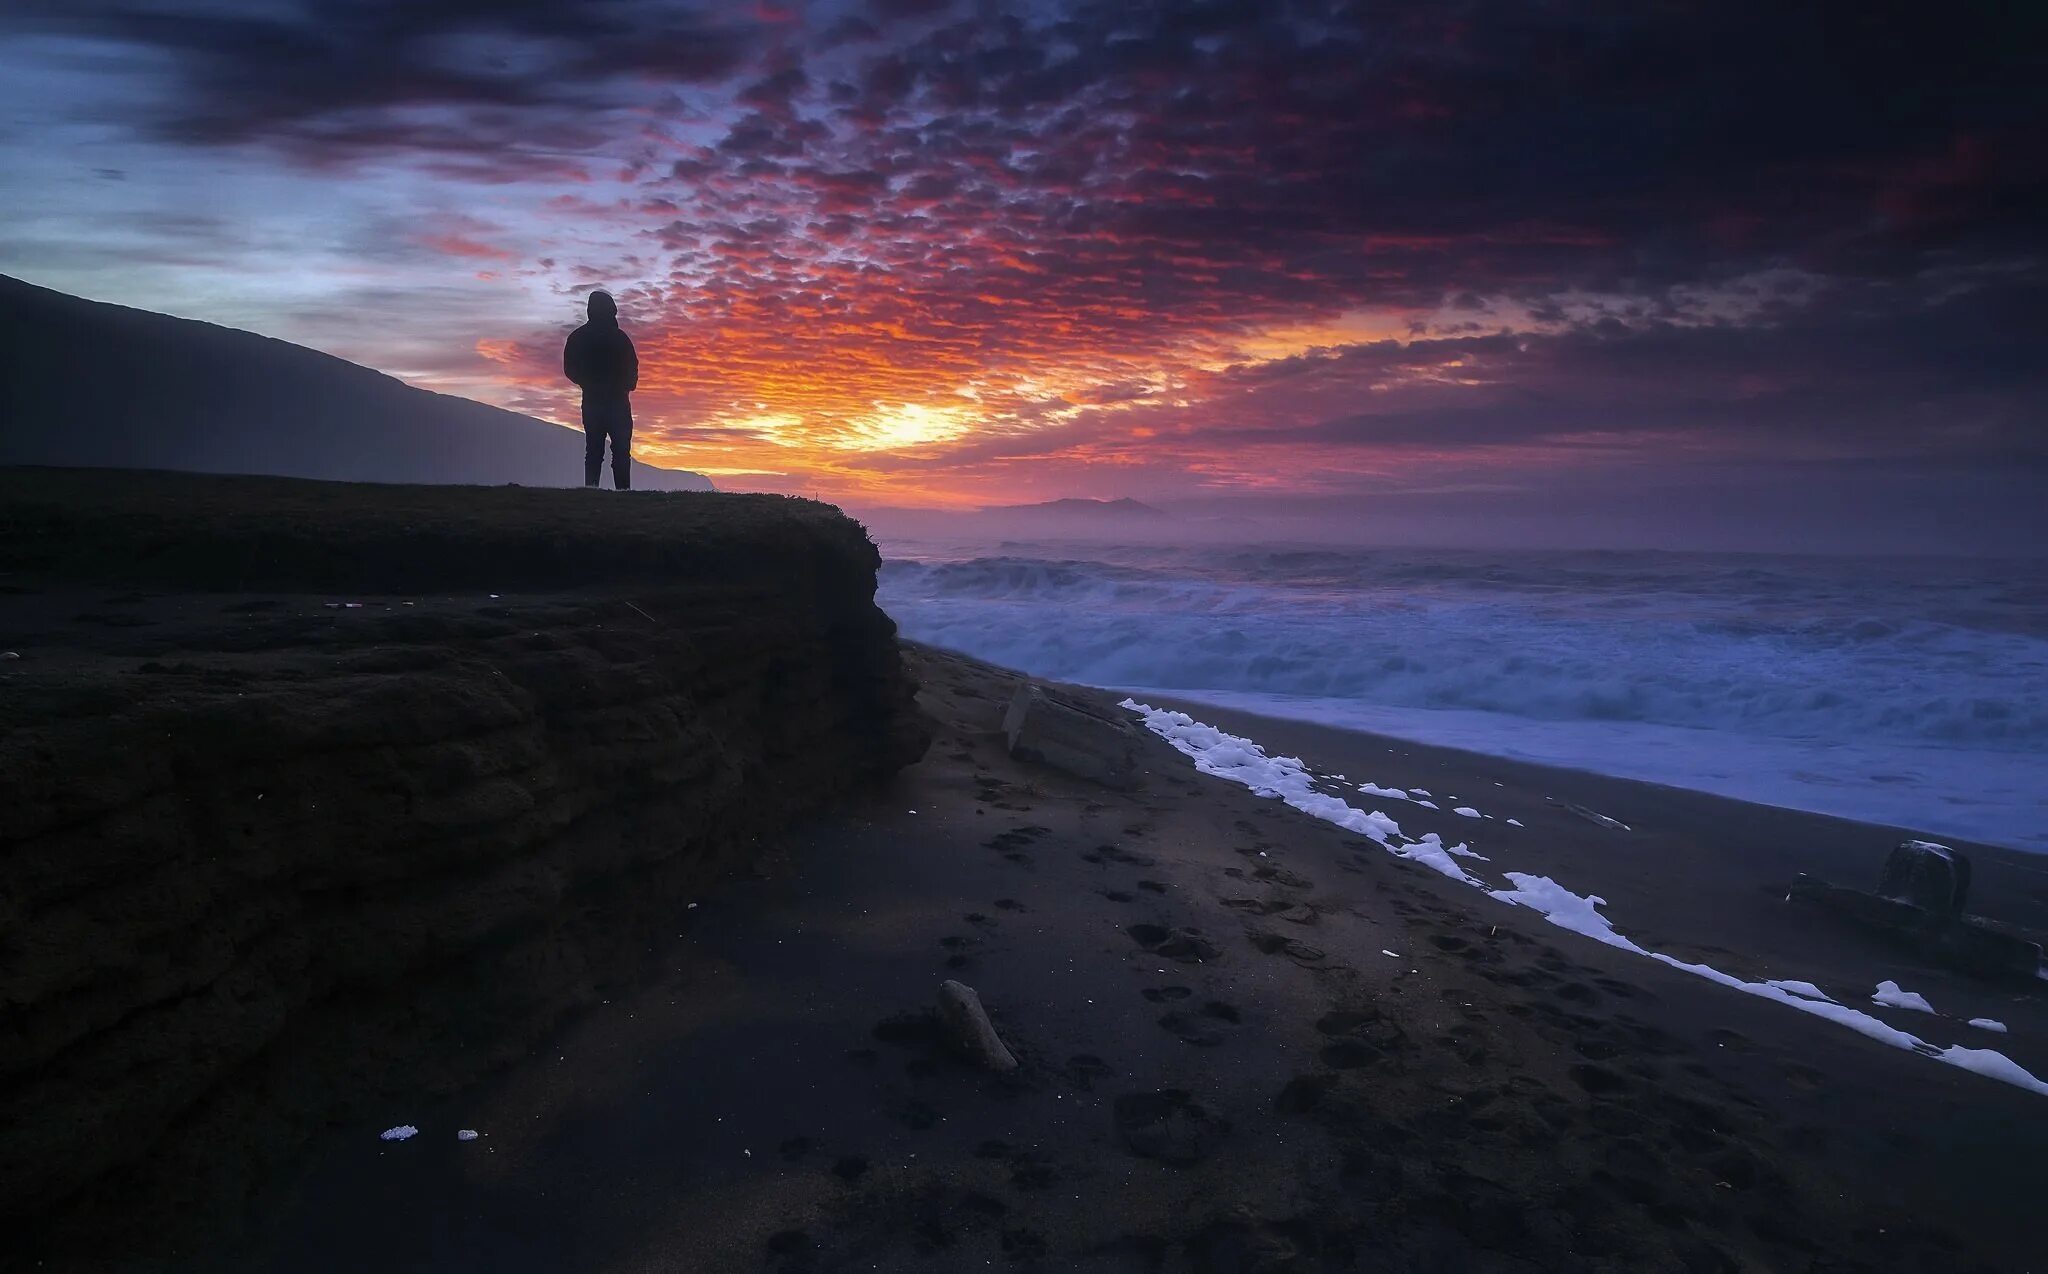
left=1489, top=874, right=1636, bottom=950
left=1969, top=1018, right=2009, bottom=1033
left=1409, top=788, right=1431, bottom=797
left=457, top=1129, right=480, bottom=1141
left=1505, top=817, right=1523, bottom=827
left=1453, top=807, right=1481, bottom=818
left=1123, top=700, right=2048, bottom=1101
left=1444, top=843, right=1487, bottom=860
left=1941, top=1045, right=2043, bottom=1089
left=1123, top=702, right=1481, bottom=885
left=1764, top=980, right=1834, bottom=1002
left=1494, top=877, right=2048, bottom=1097
left=379, top=1125, right=418, bottom=1142
left=1872, top=981, right=1935, bottom=1014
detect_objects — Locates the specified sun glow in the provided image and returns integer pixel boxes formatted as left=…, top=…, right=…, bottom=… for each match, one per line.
left=838, top=401, right=974, bottom=450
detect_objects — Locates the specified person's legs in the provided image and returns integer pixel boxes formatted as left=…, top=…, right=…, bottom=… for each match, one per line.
left=581, top=409, right=604, bottom=487
left=609, top=405, right=633, bottom=490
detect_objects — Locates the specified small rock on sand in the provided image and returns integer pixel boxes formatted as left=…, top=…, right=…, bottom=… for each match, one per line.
left=937, top=980, right=1018, bottom=1071
left=1003, top=683, right=1140, bottom=789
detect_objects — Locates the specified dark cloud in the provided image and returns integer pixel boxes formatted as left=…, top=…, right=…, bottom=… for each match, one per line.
left=1127, top=273, right=2048, bottom=469
left=3, top=0, right=762, bottom=158
left=4, top=0, right=2044, bottom=501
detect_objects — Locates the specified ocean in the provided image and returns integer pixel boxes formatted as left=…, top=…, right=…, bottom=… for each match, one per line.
left=876, top=540, right=2048, bottom=854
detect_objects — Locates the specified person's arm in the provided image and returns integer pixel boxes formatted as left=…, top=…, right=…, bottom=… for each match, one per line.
left=623, top=333, right=639, bottom=394
left=563, top=330, right=585, bottom=387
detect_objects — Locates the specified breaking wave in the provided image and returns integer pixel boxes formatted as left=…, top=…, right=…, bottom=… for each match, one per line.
left=880, top=547, right=2048, bottom=752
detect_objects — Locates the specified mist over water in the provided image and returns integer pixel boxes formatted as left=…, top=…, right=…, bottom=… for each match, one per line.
left=876, top=539, right=2048, bottom=853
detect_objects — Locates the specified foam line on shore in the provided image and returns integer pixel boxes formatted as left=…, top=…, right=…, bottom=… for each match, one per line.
left=1118, top=701, right=1483, bottom=885
left=1122, top=700, right=2048, bottom=1100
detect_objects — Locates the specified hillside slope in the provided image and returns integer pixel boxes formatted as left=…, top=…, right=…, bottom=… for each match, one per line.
left=0, top=274, right=712, bottom=491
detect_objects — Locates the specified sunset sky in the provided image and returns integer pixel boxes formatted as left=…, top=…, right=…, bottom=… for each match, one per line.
left=2, top=0, right=2043, bottom=519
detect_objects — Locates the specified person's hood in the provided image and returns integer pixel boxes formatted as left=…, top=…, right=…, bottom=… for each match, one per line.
left=586, top=291, right=618, bottom=324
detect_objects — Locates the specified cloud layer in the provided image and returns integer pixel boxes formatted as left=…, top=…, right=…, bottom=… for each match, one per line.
left=2, top=0, right=2043, bottom=523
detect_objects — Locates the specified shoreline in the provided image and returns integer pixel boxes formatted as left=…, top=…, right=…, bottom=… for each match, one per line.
left=1117, top=685, right=2048, bottom=857
left=1128, top=690, right=2048, bottom=1051
left=172, top=643, right=2046, bottom=1273
left=874, top=538, right=2048, bottom=859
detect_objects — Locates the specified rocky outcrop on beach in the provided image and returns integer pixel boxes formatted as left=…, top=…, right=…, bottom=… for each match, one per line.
left=0, top=468, right=928, bottom=1252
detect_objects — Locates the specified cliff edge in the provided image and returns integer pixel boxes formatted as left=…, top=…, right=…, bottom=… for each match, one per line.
left=0, top=274, right=715, bottom=492
left=0, top=467, right=928, bottom=1256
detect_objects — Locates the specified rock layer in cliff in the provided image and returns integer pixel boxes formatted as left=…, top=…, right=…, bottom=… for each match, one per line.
left=0, top=466, right=928, bottom=1257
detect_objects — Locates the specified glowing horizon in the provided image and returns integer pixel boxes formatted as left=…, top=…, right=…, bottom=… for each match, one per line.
left=2, top=1, right=2041, bottom=514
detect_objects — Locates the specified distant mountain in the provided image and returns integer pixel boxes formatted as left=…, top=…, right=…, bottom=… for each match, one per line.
left=0, top=274, right=711, bottom=491
left=985, top=497, right=1168, bottom=518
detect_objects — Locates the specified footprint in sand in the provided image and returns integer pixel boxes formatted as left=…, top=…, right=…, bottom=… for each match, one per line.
left=765, top=1229, right=814, bottom=1267
left=1430, top=933, right=1482, bottom=957
left=1126, top=923, right=1221, bottom=963
left=1314, top=1008, right=1410, bottom=1070
left=1251, top=864, right=1314, bottom=889
left=1083, top=843, right=1156, bottom=867
left=831, top=1156, right=868, bottom=1182
left=891, top=1098, right=941, bottom=1130
left=1246, top=931, right=1325, bottom=964
left=938, top=933, right=979, bottom=969
left=975, top=1140, right=1059, bottom=1190
left=1112, top=1089, right=1230, bottom=1164
left=1568, top=1063, right=1630, bottom=1096
left=1220, top=896, right=1292, bottom=916
left=1157, top=1000, right=1244, bottom=1046
left=983, top=824, right=1050, bottom=863
left=1065, top=1054, right=1115, bottom=1091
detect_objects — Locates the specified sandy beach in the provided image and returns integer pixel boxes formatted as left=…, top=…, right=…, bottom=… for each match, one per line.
left=153, top=642, right=2046, bottom=1274
left=9, top=4, right=2047, bottom=1268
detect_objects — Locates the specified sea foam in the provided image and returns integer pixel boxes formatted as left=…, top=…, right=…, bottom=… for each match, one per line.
left=881, top=542, right=2048, bottom=851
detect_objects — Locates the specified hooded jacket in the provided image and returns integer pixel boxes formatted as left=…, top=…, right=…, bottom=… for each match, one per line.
left=563, top=293, right=638, bottom=400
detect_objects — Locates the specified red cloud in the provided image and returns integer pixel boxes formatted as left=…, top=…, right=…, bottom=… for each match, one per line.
left=416, top=233, right=515, bottom=261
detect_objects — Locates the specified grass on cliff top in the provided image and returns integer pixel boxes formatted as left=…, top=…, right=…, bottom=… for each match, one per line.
left=0, top=466, right=877, bottom=592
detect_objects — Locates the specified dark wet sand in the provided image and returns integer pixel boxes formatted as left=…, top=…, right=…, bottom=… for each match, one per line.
left=1137, top=692, right=2048, bottom=1040
left=166, top=645, right=2046, bottom=1274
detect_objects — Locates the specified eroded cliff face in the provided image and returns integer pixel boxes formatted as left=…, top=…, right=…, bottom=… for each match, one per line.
left=0, top=469, right=928, bottom=1253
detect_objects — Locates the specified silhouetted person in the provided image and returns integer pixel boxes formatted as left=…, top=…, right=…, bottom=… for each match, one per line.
left=562, top=290, right=638, bottom=489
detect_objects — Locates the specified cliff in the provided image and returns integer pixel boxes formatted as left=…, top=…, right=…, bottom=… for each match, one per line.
left=0, top=467, right=926, bottom=1255
left=0, top=273, right=713, bottom=491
